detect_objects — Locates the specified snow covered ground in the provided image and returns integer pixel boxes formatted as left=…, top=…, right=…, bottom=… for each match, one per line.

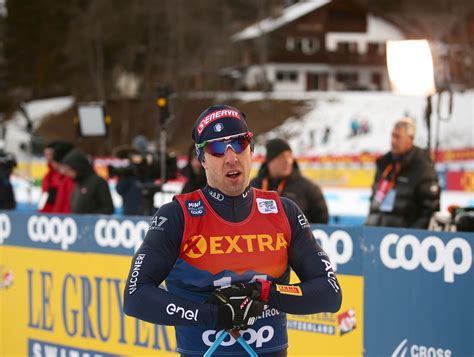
left=252, top=91, right=474, bottom=157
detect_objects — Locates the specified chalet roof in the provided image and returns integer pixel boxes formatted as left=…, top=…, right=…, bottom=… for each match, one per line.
left=232, top=0, right=331, bottom=41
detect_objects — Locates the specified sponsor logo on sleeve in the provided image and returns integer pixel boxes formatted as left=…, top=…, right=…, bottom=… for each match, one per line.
left=256, top=198, right=278, bottom=214
left=128, top=254, right=145, bottom=294
left=148, top=216, right=168, bottom=231
left=166, top=303, right=198, bottom=321
left=186, top=200, right=206, bottom=216
left=337, top=309, right=356, bottom=335
left=312, top=229, right=353, bottom=271
left=275, top=284, right=302, bottom=296
left=297, top=214, right=310, bottom=228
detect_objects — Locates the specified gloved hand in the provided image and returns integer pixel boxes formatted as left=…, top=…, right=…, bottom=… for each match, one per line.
left=213, top=293, right=265, bottom=330
left=207, top=280, right=271, bottom=306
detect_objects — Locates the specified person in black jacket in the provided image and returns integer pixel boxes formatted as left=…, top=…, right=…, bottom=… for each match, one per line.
left=62, top=149, right=114, bottom=215
left=180, top=144, right=207, bottom=193
left=366, top=117, right=440, bottom=228
left=251, top=138, right=329, bottom=224
left=0, top=149, right=16, bottom=210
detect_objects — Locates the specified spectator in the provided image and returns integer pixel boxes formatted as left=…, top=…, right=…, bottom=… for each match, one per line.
left=115, top=173, right=143, bottom=216
left=366, top=117, right=440, bottom=228
left=38, top=142, right=59, bottom=212
left=0, top=149, right=16, bottom=210
left=180, top=144, right=206, bottom=193
left=62, top=149, right=114, bottom=214
left=350, top=117, right=360, bottom=137
left=251, top=138, right=329, bottom=224
left=322, top=126, right=331, bottom=144
left=360, top=119, right=370, bottom=134
left=39, top=141, right=75, bottom=213
left=50, top=142, right=75, bottom=213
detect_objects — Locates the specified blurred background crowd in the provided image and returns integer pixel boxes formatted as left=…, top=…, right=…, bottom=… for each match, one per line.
left=0, top=0, right=473, bottom=231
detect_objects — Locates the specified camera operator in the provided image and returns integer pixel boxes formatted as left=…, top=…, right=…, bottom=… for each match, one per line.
left=109, top=140, right=178, bottom=216
left=0, top=149, right=17, bottom=210
left=109, top=153, right=143, bottom=216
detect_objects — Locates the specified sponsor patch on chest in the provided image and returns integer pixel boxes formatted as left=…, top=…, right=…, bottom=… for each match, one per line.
left=185, top=200, right=206, bottom=216
left=256, top=198, right=278, bottom=214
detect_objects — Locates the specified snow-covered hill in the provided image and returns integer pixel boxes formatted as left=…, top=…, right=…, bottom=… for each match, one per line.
left=252, top=91, right=474, bottom=157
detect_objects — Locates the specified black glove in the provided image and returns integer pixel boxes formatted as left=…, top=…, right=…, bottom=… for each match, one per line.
left=208, top=280, right=271, bottom=306
left=213, top=293, right=265, bottom=330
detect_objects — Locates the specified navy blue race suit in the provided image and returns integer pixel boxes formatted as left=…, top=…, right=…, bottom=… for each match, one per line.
left=124, top=185, right=342, bottom=356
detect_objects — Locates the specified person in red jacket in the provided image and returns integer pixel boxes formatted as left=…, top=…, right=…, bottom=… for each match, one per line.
left=39, top=141, right=74, bottom=213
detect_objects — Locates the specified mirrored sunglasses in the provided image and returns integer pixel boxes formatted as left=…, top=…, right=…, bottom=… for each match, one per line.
left=196, top=132, right=253, bottom=157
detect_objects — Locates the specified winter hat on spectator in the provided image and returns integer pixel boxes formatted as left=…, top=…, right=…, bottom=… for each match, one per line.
left=265, top=138, right=292, bottom=163
left=52, top=141, right=74, bottom=162
left=192, top=104, right=251, bottom=161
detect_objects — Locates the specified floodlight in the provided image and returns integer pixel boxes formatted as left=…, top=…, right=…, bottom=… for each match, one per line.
left=76, top=102, right=109, bottom=137
left=387, top=40, right=436, bottom=96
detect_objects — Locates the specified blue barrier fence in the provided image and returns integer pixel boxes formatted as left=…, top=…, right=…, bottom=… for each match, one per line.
left=0, top=211, right=472, bottom=356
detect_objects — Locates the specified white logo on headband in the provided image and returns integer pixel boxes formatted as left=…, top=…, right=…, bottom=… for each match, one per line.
left=197, top=109, right=240, bottom=135
left=213, top=123, right=224, bottom=132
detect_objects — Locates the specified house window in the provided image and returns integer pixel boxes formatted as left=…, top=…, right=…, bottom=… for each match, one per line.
left=286, top=37, right=295, bottom=51
left=286, top=37, right=319, bottom=54
left=337, top=41, right=358, bottom=54
left=301, top=38, right=319, bottom=55
left=368, top=42, right=385, bottom=56
left=336, top=72, right=358, bottom=86
left=276, top=71, right=298, bottom=82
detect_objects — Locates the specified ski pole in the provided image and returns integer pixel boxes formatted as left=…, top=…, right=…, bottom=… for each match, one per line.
left=204, top=328, right=258, bottom=357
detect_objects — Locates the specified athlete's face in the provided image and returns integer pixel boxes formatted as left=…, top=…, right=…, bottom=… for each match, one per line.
left=201, top=144, right=252, bottom=196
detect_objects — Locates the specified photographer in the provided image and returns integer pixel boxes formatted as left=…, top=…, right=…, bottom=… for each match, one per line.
left=110, top=162, right=143, bottom=216
left=109, top=138, right=178, bottom=216
left=0, top=149, right=17, bottom=210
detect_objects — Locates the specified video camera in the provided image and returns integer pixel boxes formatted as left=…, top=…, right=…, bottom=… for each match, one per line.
left=0, top=151, right=17, bottom=178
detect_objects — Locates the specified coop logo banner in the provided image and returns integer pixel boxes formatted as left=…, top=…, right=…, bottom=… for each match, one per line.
left=0, top=213, right=11, bottom=244
left=392, top=339, right=452, bottom=357
left=27, top=215, right=77, bottom=250
left=94, top=218, right=149, bottom=252
left=380, top=234, right=472, bottom=283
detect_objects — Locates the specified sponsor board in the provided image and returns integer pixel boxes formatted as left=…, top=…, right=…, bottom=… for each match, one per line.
left=287, top=272, right=364, bottom=356
left=0, top=245, right=177, bottom=356
left=392, top=338, right=452, bottom=357
left=1, top=212, right=473, bottom=356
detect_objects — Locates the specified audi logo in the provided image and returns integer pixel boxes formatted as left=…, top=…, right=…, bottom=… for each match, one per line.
left=27, top=215, right=78, bottom=250
left=0, top=214, right=11, bottom=244
left=94, top=219, right=148, bottom=251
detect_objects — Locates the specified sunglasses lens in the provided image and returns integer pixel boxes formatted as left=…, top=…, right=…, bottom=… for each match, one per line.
left=204, top=136, right=251, bottom=156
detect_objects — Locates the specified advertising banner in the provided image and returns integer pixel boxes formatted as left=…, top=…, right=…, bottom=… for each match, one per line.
left=0, top=213, right=364, bottom=356
left=1, top=214, right=472, bottom=356
left=362, top=227, right=473, bottom=357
